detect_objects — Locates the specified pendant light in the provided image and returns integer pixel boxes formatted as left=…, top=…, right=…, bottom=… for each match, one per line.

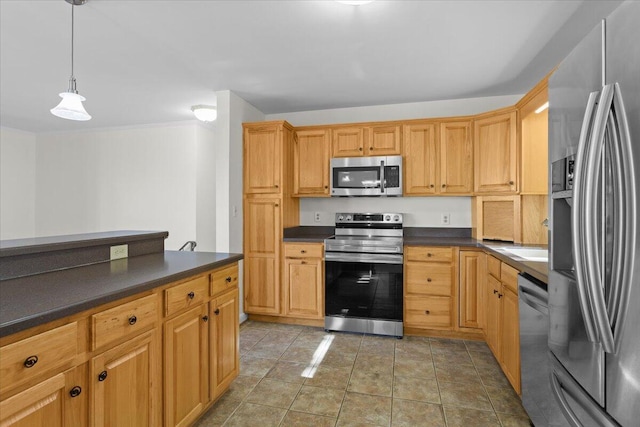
left=51, top=0, right=91, bottom=121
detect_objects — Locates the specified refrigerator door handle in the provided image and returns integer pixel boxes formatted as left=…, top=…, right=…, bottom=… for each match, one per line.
left=571, top=90, right=600, bottom=344
left=550, top=370, right=582, bottom=427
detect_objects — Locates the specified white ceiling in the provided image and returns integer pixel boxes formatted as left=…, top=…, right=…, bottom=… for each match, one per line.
left=0, top=0, right=622, bottom=133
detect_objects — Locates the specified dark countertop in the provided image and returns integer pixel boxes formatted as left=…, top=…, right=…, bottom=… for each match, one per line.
left=0, top=251, right=242, bottom=338
left=283, top=226, right=334, bottom=242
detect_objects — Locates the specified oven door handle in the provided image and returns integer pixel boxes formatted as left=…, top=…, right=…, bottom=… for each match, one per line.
left=380, top=160, right=386, bottom=194
left=325, top=251, right=403, bottom=265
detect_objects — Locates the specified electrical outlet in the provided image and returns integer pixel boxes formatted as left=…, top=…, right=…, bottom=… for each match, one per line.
left=441, top=213, right=450, bottom=225
left=314, top=212, right=321, bottom=222
left=110, top=244, right=128, bottom=260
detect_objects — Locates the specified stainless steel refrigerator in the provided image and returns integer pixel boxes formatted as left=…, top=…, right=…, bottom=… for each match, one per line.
left=548, top=1, right=639, bottom=426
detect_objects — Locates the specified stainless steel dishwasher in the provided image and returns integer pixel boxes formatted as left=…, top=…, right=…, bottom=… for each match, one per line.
left=518, top=273, right=569, bottom=427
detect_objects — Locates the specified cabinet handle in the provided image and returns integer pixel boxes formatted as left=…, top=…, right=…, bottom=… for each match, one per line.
left=324, top=185, right=328, bottom=189
left=370, top=147, right=374, bottom=150
left=275, top=203, right=279, bottom=207
left=274, top=184, right=279, bottom=188
left=493, top=289, right=498, bottom=294
left=430, top=184, right=434, bottom=188
left=498, top=293, right=503, bottom=298
left=427, top=278, right=432, bottom=282
left=128, top=315, right=137, bottom=325
left=427, top=253, right=432, bottom=257
left=69, top=386, right=82, bottom=398
left=202, top=315, right=209, bottom=322
left=301, top=250, right=306, bottom=253
left=442, top=184, right=446, bottom=188
left=23, top=355, right=38, bottom=368
left=508, top=181, right=514, bottom=185
left=424, top=310, right=430, bottom=315
left=359, top=147, right=363, bottom=151
left=226, top=276, right=232, bottom=283
left=301, top=261, right=307, bottom=264
left=98, top=371, right=108, bottom=382
left=214, top=308, right=220, bottom=315
left=188, top=291, right=195, bottom=299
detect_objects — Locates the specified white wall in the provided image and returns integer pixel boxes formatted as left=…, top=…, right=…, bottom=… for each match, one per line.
left=195, top=124, right=217, bottom=252
left=34, top=123, right=199, bottom=249
left=0, top=127, right=37, bottom=239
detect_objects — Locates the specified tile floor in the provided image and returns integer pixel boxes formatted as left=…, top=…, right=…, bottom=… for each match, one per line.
left=194, top=321, right=532, bottom=427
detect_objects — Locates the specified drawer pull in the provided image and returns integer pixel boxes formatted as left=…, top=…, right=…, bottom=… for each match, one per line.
left=425, top=310, right=431, bottom=315
left=225, top=276, right=232, bottom=283
left=98, top=371, right=108, bottom=382
left=427, top=253, right=432, bottom=257
left=202, top=315, right=209, bottom=322
left=301, top=261, right=307, bottom=264
left=187, top=291, right=195, bottom=299
left=430, top=184, right=434, bottom=188
left=69, top=386, right=82, bottom=398
left=23, top=355, right=38, bottom=368
left=128, top=315, right=137, bottom=325
left=214, top=308, right=220, bottom=315
left=274, top=184, right=279, bottom=188
left=427, top=278, right=432, bottom=282
left=301, top=250, right=306, bottom=254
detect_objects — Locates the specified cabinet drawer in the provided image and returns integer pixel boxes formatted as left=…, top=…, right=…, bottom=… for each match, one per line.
left=487, top=255, right=501, bottom=279
left=92, top=294, right=158, bottom=350
left=211, top=263, right=239, bottom=297
left=405, top=296, right=452, bottom=329
left=0, top=322, right=77, bottom=391
left=405, top=262, right=452, bottom=296
left=501, top=262, right=519, bottom=293
left=165, top=275, right=209, bottom=317
left=284, top=243, right=323, bottom=259
left=405, top=246, right=453, bottom=263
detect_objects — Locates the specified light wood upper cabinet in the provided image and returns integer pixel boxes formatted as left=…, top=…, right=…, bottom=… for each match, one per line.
left=459, top=251, right=485, bottom=330
left=244, top=124, right=282, bottom=194
left=283, top=243, right=324, bottom=320
left=403, top=123, right=437, bottom=195
left=440, top=121, right=473, bottom=194
left=91, top=329, right=159, bottom=427
left=164, top=304, right=209, bottom=427
left=474, top=111, right=518, bottom=194
left=294, top=129, right=330, bottom=196
left=332, top=127, right=364, bottom=157
left=367, top=125, right=401, bottom=155
left=210, top=288, right=239, bottom=400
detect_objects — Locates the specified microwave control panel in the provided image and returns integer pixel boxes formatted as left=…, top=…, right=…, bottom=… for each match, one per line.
left=385, top=166, right=400, bottom=187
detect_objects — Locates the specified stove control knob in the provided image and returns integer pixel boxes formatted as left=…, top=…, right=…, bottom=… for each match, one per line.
left=385, top=215, right=391, bottom=221
left=338, top=215, right=344, bottom=221
left=346, top=215, right=352, bottom=221
left=393, top=215, right=400, bottom=222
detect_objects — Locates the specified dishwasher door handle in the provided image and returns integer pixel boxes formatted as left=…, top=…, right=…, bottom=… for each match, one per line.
left=519, top=287, right=549, bottom=315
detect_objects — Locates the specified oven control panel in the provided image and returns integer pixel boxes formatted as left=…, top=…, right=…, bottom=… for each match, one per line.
left=335, top=213, right=403, bottom=224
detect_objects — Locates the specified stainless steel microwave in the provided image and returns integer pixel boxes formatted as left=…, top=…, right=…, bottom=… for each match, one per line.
left=330, top=155, right=402, bottom=196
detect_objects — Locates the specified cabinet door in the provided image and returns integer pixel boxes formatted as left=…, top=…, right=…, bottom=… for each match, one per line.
left=244, top=198, right=280, bottom=256
left=332, top=127, right=364, bottom=157
left=459, top=251, right=484, bottom=329
left=294, top=129, right=330, bottom=196
left=244, top=125, right=281, bottom=194
left=91, top=330, right=159, bottom=427
left=211, top=289, right=239, bottom=400
left=283, top=258, right=323, bottom=319
left=403, top=123, right=437, bottom=195
left=440, top=121, right=473, bottom=194
left=474, top=111, right=517, bottom=193
left=501, top=286, right=521, bottom=394
left=367, top=125, right=401, bottom=155
left=164, top=305, right=209, bottom=427
left=0, top=365, right=87, bottom=427
left=485, top=275, right=502, bottom=358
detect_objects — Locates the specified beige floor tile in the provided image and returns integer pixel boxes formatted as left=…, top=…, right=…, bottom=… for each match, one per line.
left=224, top=376, right=261, bottom=401
left=348, top=370, right=393, bottom=396
left=478, top=369, right=512, bottom=389
left=359, top=336, right=396, bottom=356
left=280, top=345, right=319, bottom=364
left=193, top=393, right=241, bottom=427
left=353, top=354, right=394, bottom=374
left=430, top=337, right=467, bottom=352
left=391, top=399, right=445, bottom=427
left=337, top=392, right=392, bottom=427
left=321, top=349, right=358, bottom=368
left=246, top=340, right=290, bottom=359
left=265, top=361, right=309, bottom=384
left=435, top=363, right=481, bottom=384
left=485, top=386, right=528, bottom=416
left=244, top=378, right=302, bottom=409
left=290, top=385, right=345, bottom=417
left=443, top=406, right=501, bottom=427
left=222, top=402, right=286, bottom=427
left=438, top=380, right=493, bottom=411
left=469, top=350, right=502, bottom=370
left=495, top=412, right=532, bottom=427
left=280, top=410, right=337, bottom=427
left=393, top=375, right=441, bottom=403
left=395, top=338, right=432, bottom=358
left=393, top=356, right=436, bottom=379
left=432, top=350, right=473, bottom=366
left=464, top=340, right=491, bottom=353
left=304, top=364, right=353, bottom=390
left=239, top=356, right=277, bottom=378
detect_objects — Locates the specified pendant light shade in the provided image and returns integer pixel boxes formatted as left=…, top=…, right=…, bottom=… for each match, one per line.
left=191, top=105, right=217, bottom=122
left=51, top=0, right=91, bottom=121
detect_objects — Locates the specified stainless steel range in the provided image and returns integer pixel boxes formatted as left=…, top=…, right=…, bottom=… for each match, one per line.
left=324, top=213, right=403, bottom=337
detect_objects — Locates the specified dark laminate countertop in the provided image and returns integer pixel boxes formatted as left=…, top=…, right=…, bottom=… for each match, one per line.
left=283, top=226, right=334, bottom=242
left=0, top=251, right=242, bottom=338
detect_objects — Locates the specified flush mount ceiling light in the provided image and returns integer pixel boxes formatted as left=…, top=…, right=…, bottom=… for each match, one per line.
left=51, top=0, right=91, bottom=121
left=335, top=1, right=375, bottom=5
left=191, top=105, right=217, bottom=122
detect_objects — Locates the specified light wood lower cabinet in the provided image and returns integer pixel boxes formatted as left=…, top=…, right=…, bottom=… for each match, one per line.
left=91, top=329, right=160, bottom=427
left=485, top=274, right=502, bottom=357
left=458, top=251, right=485, bottom=329
left=283, top=243, right=324, bottom=320
left=164, top=304, right=209, bottom=427
left=210, top=289, right=240, bottom=400
left=501, top=286, right=520, bottom=393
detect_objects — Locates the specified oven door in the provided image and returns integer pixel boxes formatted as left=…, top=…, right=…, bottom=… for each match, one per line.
left=330, top=157, right=384, bottom=196
left=325, top=252, right=403, bottom=336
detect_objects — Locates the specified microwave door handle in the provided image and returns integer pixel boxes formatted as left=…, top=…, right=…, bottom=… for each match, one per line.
left=380, top=160, right=385, bottom=193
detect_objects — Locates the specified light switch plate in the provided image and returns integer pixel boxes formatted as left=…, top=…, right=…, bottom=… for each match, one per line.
left=110, top=244, right=128, bottom=260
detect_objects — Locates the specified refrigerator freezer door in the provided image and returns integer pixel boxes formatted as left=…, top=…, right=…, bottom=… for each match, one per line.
left=604, top=2, right=640, bottom=426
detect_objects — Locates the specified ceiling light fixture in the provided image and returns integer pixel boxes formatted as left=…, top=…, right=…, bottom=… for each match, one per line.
left=335, top=1, right=375, bottom=5
left=191, top=105, right=217, bottom=122
left=51, top=0, right=91, bottom=121
left=535, top=102, right=549, bottom=114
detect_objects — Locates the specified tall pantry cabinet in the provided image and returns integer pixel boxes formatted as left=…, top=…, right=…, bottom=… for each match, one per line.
left=243, top=121, right=299, bottom=316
